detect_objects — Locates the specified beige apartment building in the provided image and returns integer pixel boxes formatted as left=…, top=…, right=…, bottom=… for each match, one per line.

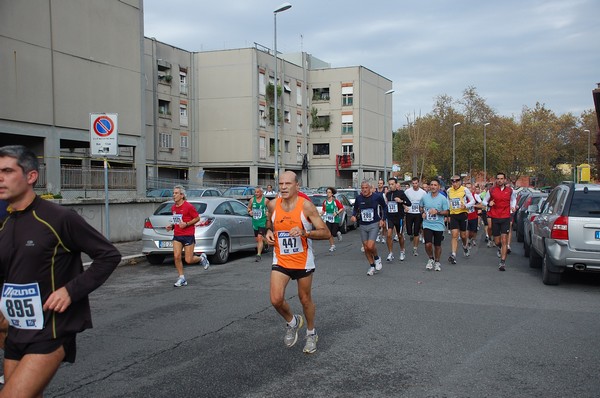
left=1, top=0, right=392, bottom=197
left=0, top=0, right=146, bottom=199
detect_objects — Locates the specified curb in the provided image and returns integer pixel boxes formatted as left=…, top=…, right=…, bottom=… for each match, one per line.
left=83, top=254, right=145, bottom=268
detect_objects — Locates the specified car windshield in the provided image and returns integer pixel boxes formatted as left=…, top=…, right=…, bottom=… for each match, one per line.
left=224, top=188, right=247, bottom=195
left=154, top=202, right=207, bottom=215
left=187, top=190, right=205, bottom=196
left=341, top=191, right=357, bottom=199
left=569, top=190, right=600, bottom=218
left=147, top=189, right=171, bottom=197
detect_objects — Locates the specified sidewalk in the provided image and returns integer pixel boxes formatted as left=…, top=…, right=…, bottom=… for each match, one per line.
left=82, top=240, right=144, bottom=267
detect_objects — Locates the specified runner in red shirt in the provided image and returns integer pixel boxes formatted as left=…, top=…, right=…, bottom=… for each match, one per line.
left=482, top=173, right=517, bottom=271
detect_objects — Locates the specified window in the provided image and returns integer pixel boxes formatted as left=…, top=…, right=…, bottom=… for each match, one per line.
left=342, top=114, right=353, bottom=134
left=342, top=144, right=353, bottom=154
left=260, top=137, right=266, bottom=159
left=312, top=87, right=330, bottom=101
left=285, top=140, right=290, bottom=153
left=313, top=143, right=330, bottom=156
left=159, top=133, right=173, bottom=149
left=297, top=111, right=303, bottom=133
left=180, top=134, right=189, bottom=148
left=259, top=71, right=266, bottom=96
left=158, top=100, right=170, bottom=116
left=284, top=110, right=291, bottom=124
left=296, top=83, right=302, bottom=106
left=259, top=104, right=267, bottom=128
left=180, top=104, right=188, bottom=126
left=179, top=70, right=188, bottom=95
left=342, top=85, right=354, bottom=106
left=270, top=138, right=275, bottom=156
left=157, top=61, right=171, bottom=84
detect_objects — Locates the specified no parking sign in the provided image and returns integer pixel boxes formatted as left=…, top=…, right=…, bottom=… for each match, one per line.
left=90, top=113, right=118, bottom=156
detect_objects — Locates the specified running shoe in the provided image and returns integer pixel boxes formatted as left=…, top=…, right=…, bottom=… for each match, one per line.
left=426, top=259, right=434, bottom=270
left=498, top=261, right=506, bottom=271
left=386, top=252, right=394, bottom=262
left=463, top=246, right=470, bottom=257
left=303, top=333, right=318, bottom=354
left=413, top=247, right=418, bottom=256
left=284, top=315, right=304, bottom=348
left=393, top=234, right=399, bottom=242
left=174, top=276, right=187, bottom=287
left=507, top=246, right=512, bottom=254
left=448, top=255, right=457, bottom=265
left=367, top=266, right=375, bottom=276
left=399, top=251, right=406, bottom=261
left=434, top=262, right=442, bottom=271
left=420, top=235, right=425, bottom=244
left=200, top=253, right=210, bottom=270
left=255, top=254, right=261, bottom=262
left=361, top=246, right=365, bottom=252
left=374, top=256, right=383, bottom=271
left=487, top=240, right=494, bottom=248
left=337, top=231, right=343, bottom=242
left=471, top=239, right=477, bottom=247
left=329, top=245, right=336, bottom=252
left=497, top=248, right=501, bottom=258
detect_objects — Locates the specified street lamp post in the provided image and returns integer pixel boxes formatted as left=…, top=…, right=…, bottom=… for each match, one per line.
left=273, top=2, right=292, bottom=183
left=483, top=122, right=490, bottom=183
left=584, top=129, right=591, bottom=164
left=452, top=122, right=461, bottom=176
left=384, top=89, right=394, bottom=181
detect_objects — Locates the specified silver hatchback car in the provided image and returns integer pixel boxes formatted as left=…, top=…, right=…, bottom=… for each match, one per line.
left=142, top=197, right=256, bottom=265
left=529, top=182, right=600, bottom=285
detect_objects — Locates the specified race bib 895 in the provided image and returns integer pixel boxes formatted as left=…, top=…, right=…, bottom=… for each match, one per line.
left=0, top=282, right=44, bottom=330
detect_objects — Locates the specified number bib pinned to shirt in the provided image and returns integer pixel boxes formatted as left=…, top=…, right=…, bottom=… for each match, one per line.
left=450, top=198, right=461, bottom=210
left=252, top=209, right=263, bottom=219
left=172, top=214, right=183, bottom=224
left=425, top=209, right=438, bottom=221
left=0, top=282, right=44, bottom=330
left=324, top=213, right=335, bottom=223
left=361, top=208, right=374, bottom=222
left=277, top=231, right=304, bottom=255
left=387, top=201, right=398, bottom=213
left=410, top=203, right=420, bottom=213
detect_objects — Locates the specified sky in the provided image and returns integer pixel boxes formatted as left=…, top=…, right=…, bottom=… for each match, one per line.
left=143, top=0, right=599, bottom=130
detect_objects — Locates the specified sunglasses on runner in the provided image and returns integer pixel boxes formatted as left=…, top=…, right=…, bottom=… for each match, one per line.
left=451, top=179, right=461, bottom=182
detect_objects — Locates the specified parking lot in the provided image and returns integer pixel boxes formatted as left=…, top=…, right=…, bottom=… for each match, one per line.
left=40, top=228, right=600, bottom=397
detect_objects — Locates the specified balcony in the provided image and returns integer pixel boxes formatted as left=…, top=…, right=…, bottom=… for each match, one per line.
left=337, top=153, right=354, bottom=168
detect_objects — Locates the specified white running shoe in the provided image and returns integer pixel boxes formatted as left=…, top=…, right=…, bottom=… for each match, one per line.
left=426, top=259, right=434, bottom=270
left=393, top=234, right=399, bottom=242
left=399, top=251, right=406, bottom=261
left=413, top=247, right=418, bottom=256
left=337, top=231, right=343, bottom=242
left=434, top=262, right=442, bottom=271
left=329, top=245, right=336, bottom=252
left=386, top=252, right=394, bottom=261
left=361, top=246, right=365, bottom=252
left=375, top=256, right=383, bottom=271
left=200, top=253, right=210, bottom=270
left=367, top=266, right=375, bottom=276
left=420, top=236, right=425, bottom=244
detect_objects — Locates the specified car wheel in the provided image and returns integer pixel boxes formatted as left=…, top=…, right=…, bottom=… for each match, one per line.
left=529, top=246, right=542, bottom=269
left=340, top=216, right=348, bottom=234
left=542, top=253, right=561, bottom=285
left=516, top=228, right=524, bottom=243
left=523, top=237, right=530, bottom=257
left=146, top=254, right=166, bottom=265
left=210, top=234, right=230, bottom=264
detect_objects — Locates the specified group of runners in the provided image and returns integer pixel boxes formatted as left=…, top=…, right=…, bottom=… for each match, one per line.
left=352, top=174, right=516, bottom=274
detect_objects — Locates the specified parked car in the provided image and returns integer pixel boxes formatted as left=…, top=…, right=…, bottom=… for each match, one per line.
left=529, top=182, right=600, bottom=285
left=515, top=192, right=547, bottom=242
left=186, top=188, right=222, bottom=197
left=142, top=197, right=256, bottom=265
left=222, top=186, right=256, bottom=203
left=337, top=188, right=360, bottom=205
left=307, top=193, right=357, bottom=234
left=146, top=188, right=173, bottom=198
left=522, top=197, right=547, bottom=258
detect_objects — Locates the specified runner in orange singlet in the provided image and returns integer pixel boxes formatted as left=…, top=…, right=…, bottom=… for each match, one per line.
left=265, top=171, right=330, bottom=354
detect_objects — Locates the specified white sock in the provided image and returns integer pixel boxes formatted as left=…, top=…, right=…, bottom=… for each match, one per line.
left=287, top=316, right=297, bottom=328
left=306, top=328, right=315, bottom=336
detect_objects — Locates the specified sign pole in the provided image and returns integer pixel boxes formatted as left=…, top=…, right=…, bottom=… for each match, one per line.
left=104, top=158, right=110, bottom=240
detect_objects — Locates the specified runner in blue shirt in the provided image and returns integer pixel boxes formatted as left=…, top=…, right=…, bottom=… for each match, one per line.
left=419, top=178, right=450, bottom=272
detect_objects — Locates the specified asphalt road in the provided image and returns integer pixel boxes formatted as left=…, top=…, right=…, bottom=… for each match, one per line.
left=36, top=228, right=600, bottom=397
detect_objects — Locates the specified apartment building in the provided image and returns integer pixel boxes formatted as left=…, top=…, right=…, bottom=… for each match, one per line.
left=1, top=0, right=393, bottom=197
left=0, top=0, right=146, bottom=198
